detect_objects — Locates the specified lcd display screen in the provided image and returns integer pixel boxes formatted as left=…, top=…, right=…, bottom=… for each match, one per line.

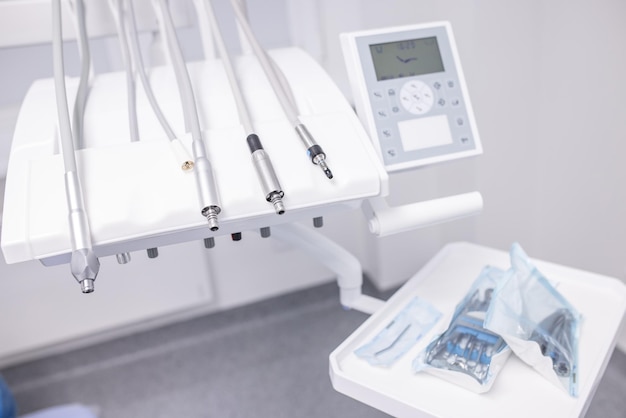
left=369, top=37, right=445, bottom=81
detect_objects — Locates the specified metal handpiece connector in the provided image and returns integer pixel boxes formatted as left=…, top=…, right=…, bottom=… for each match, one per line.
left=202, top=206, right=221, bottom=231
left=268, top=191, right=285, bottom=215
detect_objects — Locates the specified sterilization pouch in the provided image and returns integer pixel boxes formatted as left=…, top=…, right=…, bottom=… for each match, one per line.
left=355, top=296, right=442, bottom=367
left=412, top=266, right=511, bottom=393
left=484, top=243, right=581, bottom=397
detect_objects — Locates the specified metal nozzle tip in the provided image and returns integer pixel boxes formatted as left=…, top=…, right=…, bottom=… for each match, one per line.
left=273, top=199, right=286, bottom=215
left=203, top=207, right=220, bottom=231
left=268, top=192, right=285, bottom=215
left=81, top=279, right=95, bottom=294
left=315, top=157, right=333, bottom=179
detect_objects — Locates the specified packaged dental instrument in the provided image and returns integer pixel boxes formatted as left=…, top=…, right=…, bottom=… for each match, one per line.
left=484, top=243, right=581, bottom=397
left=413, top=266, right=510, bottom=393
left=355, top=297, right=441, bottom=367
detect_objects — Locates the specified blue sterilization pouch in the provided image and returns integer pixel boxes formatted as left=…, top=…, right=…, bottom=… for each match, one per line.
left=355, top=296, right=442, bottom=367
left=484, top=243, right=581, bottom=397
left=412, top=266, right=511, bottom=393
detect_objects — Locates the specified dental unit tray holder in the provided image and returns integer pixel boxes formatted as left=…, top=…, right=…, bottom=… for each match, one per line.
left=2, top=13, right=482, bottom=311
left=1, top=44, right=482, bottom=297
left=1, top=48, right=386, bottom=266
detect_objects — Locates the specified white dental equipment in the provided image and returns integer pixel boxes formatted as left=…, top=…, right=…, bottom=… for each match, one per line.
left=1, top=4, right=481, bottom=306
left=1, top=1, right=388, bottom=299
left=3, top=5, right=626, bottom=418
left=342, top=22, right=484, bottom=237
left=341, top=21, right=482, bottom=172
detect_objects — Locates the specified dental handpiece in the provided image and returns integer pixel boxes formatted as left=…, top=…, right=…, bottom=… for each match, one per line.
left=228, top=0, right=334, bottom=180
left=52, top=0, right=100, bottom=293
left=199, top=0, right=286, bottom=215
left=156, top=0, right=222, bottom=230
left=295, top=124, right=333, bottom=179
left=247, top=134, right=285, bottom=215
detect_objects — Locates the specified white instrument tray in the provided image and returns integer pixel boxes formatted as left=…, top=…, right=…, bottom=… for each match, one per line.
left=330, top=242, right=626, bottom=417
left=1, top=48, right=388, bottom=265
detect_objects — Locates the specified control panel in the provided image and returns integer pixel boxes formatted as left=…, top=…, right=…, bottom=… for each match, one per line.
left=341, top=22, right=482, bottom=172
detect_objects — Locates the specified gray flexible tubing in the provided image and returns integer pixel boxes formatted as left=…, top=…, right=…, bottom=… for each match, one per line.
left=71, top=0, right=91, bottom=149
left=108, top=0, right=140, bottom=142
left=126, top=0, right=177, bottom=140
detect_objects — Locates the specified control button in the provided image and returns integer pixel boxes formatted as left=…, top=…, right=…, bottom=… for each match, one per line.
left=387, top=88, right=396, bottom=97
left=372, top=90, right=384, bottom=100
left=437, top=98, right=446, bottom=107
left=460, top=136, right=470, bottom=144
left=399, top=80, right=434, bottom=115
left=391, top=106, right=400, bottom=113
left=380, top=128, right=393, bottom=139
left=433, top=81, right=442, bottom=90
left=446, top=79, right=456, bottom=89
left=450, top=97, right=461, bottom=107
left=375, top=109, right=389, bottom=119
left=455, top=116, right=465, bottom=127
left=385, top=148, right=398, bottom=158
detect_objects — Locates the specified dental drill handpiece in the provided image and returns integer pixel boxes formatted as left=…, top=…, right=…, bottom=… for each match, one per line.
left=247, top=134, right=285, bottom=214
left=201, top=0, right=285, bottom=214
left=295, top=124, right=333, bottom=179
left=228, top=0, right=333, bottom=180
left=155, top=0, right=221, bottom=230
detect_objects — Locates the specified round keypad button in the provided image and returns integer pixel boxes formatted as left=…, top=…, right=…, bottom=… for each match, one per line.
left=399, top=80, right=434, bottom=115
